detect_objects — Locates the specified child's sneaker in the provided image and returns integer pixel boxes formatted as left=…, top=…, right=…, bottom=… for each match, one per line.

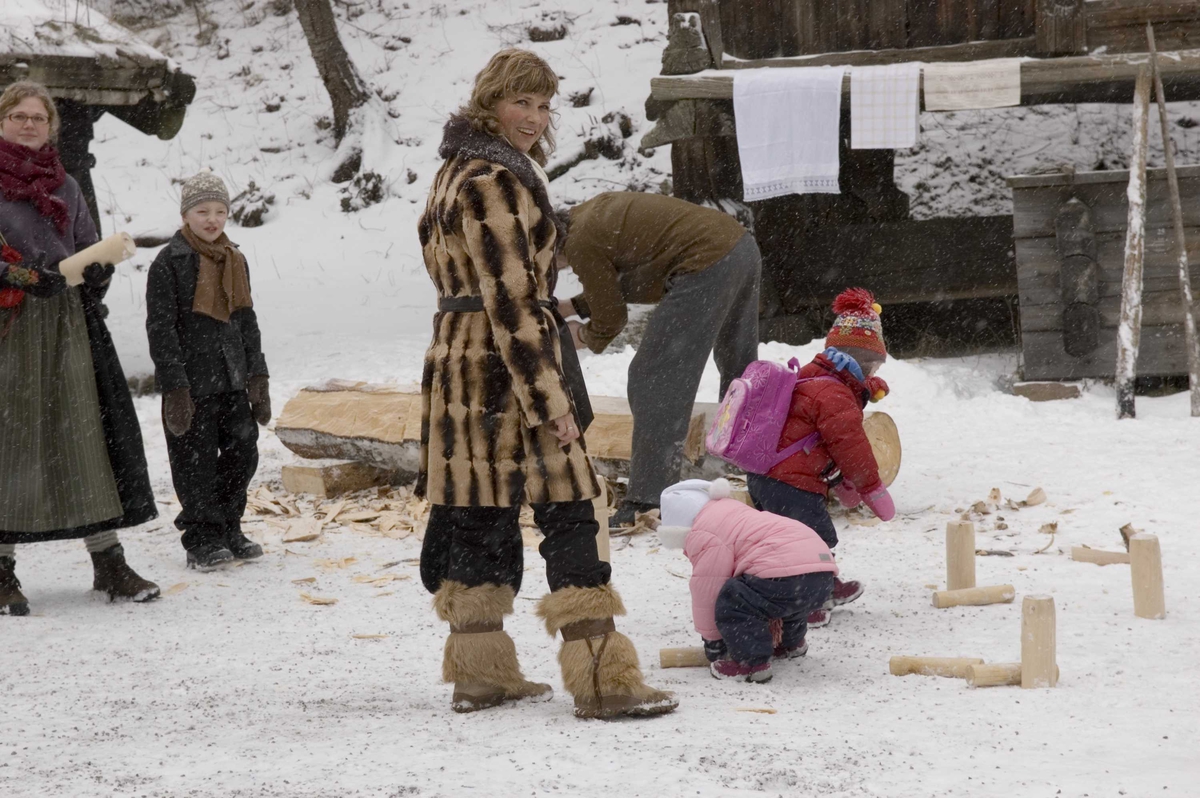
left=807, top=608, right=830, bottom=627
left=829, top=577, right=864, bottom=606
left=710, top=659, right=773, bottom=683
left=773, top=639, right=808, bottom=659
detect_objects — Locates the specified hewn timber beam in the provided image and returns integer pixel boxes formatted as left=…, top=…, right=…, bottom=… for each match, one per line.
left=650, top=48, right=1200, bottom=105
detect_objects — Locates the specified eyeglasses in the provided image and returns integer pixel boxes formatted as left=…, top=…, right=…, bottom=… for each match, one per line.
left=4, top=113, right=51, bottom=127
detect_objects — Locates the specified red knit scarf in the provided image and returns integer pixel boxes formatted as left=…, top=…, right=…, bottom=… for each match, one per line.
left=0, top=138, right=69, bottom=235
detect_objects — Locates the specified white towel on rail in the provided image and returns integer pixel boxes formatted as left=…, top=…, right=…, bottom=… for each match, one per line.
left=850, top=62, right=921, bottom=149
left=733, top=66, right=845, bottom=199
left=923, top=58, right=1023, bottom=111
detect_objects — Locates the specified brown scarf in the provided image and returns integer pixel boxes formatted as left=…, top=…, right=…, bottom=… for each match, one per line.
left=181, top=225, right=253, bottom=323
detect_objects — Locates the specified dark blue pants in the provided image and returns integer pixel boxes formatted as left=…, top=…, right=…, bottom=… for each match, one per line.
left=714, top=572, right=834, bottom=666
left=747, top=473, right=838, bottom=549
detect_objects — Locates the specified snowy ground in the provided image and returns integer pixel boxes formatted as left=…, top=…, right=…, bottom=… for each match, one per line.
left=4, top=1, right=1200, bottom=796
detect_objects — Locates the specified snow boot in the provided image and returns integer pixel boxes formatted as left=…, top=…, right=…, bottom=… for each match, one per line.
left=91, top=544, right=161, bottom=603
left=807, top=608, right=830, bottom=628
left=226, top=525, right=264, bottom=561
left=710, top=659, right=773, bottom=683
left=537, top=584, right=678, bottom=719
left=773, top=639, right=808, bottom=660
left=434, top=580, right=552, bottom=714
left=0, top=556, right=30, bottom=617
left=610, top=500, right=658, bottom=528
left=186, top=542, right=235, bottom=571
left=828, top=577, right=864, bottom=607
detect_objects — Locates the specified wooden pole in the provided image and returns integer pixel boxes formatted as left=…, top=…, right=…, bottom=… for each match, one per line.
left=1020, top=595, right=1058, bottom=688
left=1115, top=64, right=1153, bottom=419
left=1129, top=533, right=1166, bottom=619
left=931, top=584, right=1015, bottom=609
left=946, top=520, right=977, bottom=591
left=1146, top=24, right=1200, bottom=418
left=967, top=662, right=1060, bottom=688
left=593, top=476, right=610, bottom=563
left=660, top=647, right=709, bottom=668
left=1070, top=546, right=1130, bottom=566
left=888, top=656, right=984, bottom=679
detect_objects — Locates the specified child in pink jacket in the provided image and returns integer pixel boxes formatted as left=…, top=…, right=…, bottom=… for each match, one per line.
left=659, top=478, right=837, bottom=683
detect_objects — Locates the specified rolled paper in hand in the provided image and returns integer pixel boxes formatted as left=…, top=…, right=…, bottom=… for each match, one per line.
left=59, top=233, right=136, bottom=286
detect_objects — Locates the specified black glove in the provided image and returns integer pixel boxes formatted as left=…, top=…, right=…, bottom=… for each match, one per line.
left=4, top=257, right=66, bottom=298
left=247, top=374, right=271, bottom=426
left=163, top=388, right=195, bottom=437
left=82, top=262, right=114, bottom=289
left=703, top=638, right=728, bottom=663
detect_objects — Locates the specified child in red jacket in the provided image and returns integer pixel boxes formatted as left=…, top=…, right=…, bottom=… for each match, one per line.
left=746, top=288, right=895, bottom=627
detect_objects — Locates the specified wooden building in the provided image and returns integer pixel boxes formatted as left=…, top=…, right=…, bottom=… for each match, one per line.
left=644, top=0, right=1200, bottom=375
left=1, top=0, right=195, bottom=234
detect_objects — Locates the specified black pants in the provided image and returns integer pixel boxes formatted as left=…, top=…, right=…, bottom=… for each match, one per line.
left=164, top=390, right=259, bottom=551
left=714, top=572, right=835, bottom=666
left=420, top=500, right=610, bottom=595
left=747, top=473, right=839, bottom=549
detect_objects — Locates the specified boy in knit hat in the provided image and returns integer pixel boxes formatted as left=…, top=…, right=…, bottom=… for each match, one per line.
left=146, top=170, right=270, bottom=570
left=658, top=478, right=838, bottom=683
left=746, top=288, right=895, bottom=627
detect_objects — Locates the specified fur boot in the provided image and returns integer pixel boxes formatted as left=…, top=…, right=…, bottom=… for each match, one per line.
left=536, top=584, right=678, bottom=719
left=433, top=580, right=552, bottom=713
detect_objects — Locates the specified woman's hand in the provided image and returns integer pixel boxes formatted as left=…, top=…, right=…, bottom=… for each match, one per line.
left=567, top=320, right=586, bottom=351
left=549, top=414, right=580, bottom=448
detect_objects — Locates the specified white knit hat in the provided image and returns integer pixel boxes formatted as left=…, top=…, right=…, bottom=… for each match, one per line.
left=658, top=478, right=732, bottom=550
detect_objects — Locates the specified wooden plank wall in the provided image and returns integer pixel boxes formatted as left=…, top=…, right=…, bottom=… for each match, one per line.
left=1013, top=172, right=1200, bottom=379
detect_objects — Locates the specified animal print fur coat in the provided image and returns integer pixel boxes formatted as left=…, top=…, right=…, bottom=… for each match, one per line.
left=416, top=117, right=599, bottom=507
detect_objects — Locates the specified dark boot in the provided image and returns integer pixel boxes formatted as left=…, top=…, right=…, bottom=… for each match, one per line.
left=0, top=556, right=30, bottom=616
left=187, top=542, right=235, bottom=571
left=434, top=580, right=552, bottom=713
left=91, top=544, right=161, bottom=603
left=226, top=524, right=263, bottom=560
left=610, top=500, right=658, bottom=528
left=537, top=584, right=678, bottom=720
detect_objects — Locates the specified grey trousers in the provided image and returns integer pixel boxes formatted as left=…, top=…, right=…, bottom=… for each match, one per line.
left=625, top=233, right=761, bottom=506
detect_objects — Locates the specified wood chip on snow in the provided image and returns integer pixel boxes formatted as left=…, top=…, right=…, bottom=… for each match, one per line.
left=300, top=592, right=338, bottom=606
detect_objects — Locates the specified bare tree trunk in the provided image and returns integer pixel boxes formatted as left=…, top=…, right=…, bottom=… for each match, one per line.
left=1115, top=65, right=1152, bottom=420
left=294, top=0, right=370, bottom=143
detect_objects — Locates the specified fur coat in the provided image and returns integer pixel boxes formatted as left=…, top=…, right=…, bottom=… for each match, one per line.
left=416, top=117, right=599, bottom=507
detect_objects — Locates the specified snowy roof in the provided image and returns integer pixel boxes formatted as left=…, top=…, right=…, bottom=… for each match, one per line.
left=1, top=0, right=179, bottom=106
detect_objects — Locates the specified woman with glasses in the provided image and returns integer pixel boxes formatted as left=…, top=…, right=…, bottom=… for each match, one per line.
left=0, top=81, right=159, bottom=616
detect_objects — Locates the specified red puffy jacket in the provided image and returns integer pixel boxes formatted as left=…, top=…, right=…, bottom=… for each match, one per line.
left=764, top=354, right=882, bottom=496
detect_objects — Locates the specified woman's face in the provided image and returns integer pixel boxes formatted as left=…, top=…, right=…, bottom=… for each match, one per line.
left=494, top=92, right=552, bottom=154
left=0, top=97, right=52, bottom=150
left=182, top=201, right=229, bottom=243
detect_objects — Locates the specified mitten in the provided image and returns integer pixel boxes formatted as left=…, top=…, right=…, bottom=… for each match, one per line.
left=831, top=479, right=863, bottom=509
left=865, top=376, right=889, bottom=403
left=247, top=374, right=271, bottom=426
left=862, top=484, right=896, bottom=521
left=822, top=347, right=865, bottom=381
left=163, top=388, right=195, bottom=437
left=703, top=638, right=728, bottom=663
left=82, top=262, right=114, bottom=289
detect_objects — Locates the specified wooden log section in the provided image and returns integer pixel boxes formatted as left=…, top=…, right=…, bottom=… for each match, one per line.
left=280, top=460, right=394, bottom=499
left=967, top=662, right=1061, bottom=688
left=1130, top=533, right=1166, bottom=619
left=660, top=647, right=710, bottom=669
left=889, top=656, right=985, bottom=679
left=1071, top=546, right=1131, bottom=566
left=1115, top=64, right=1152, bottom=419
left=946, top=521, right=977, bottom=592
left=931, top=584, right=1015, bottom=609
left=1021, top=595, right=1058, bottom=688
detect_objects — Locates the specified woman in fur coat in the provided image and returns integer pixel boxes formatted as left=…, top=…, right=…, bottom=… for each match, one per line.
left=0, top=81, right=158, bottom=616
left=416, top=49, right=676, bottom=719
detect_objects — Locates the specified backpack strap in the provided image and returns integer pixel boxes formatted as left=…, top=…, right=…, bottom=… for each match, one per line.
left=767, top=375, right=841, bottom=468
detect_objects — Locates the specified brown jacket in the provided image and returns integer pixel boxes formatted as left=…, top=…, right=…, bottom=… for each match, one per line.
left=565, top=192, right=745, bottom=353
left=416, top=117, right=599, bottom=507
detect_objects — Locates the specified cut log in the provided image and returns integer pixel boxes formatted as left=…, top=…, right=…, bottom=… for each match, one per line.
left=946, top=520, right=977, bottom=591
left=1012, top=382, right=1083, bottom=402
left=1071, top=545, right=1131, bottom=565
left=281, top=460, right=395, bottom=499
left=1130, top=533, right=1166, bottom=619
left=889, top=656, right=985, bottom=679
left=931, top=584, right=1015, bottom=609
left=1021, top=595, right=1058, bottom=688
left=660, top=647, right=710, bottom=668
left=967, top=662, right=1061, bottom=688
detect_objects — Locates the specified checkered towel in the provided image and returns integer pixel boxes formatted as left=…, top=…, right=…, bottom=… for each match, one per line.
left=850, top=63, right=921, bottom=150
left=923, top=58, right=1023, bottom=111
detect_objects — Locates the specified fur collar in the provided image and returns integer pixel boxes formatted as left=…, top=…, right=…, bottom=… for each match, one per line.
left=438, top=115, right=566, bottom=246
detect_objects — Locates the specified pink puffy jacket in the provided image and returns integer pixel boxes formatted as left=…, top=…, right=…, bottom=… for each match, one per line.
left=683, top=499, right=838, bottom=640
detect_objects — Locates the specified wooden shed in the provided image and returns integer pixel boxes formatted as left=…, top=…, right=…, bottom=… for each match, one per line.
left=1, top=0, right=195, bottom=234
left=1010, top=165, right=1200, bottom=379
left=643, top=1, right=1200, bottom=355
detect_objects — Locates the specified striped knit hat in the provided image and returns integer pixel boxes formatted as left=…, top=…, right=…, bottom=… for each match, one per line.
left=180, top=170, right=230, bottom=215
left=825, top=288, right=887, bottom=357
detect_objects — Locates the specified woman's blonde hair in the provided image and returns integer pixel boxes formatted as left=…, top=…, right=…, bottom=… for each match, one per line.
left=0, top=81, right=60, bottom=143
left=461, top=49, right=558, bottom=165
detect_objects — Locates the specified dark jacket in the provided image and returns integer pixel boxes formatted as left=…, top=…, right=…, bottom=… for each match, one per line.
left=146, top=231, right=268, bottom=397
left=765, top=354, right=882, bottom=497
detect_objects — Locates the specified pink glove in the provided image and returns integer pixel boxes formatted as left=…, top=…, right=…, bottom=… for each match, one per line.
left=831, top=479, right=863, bottom=509
left=862, top=485, right=895, bottom=521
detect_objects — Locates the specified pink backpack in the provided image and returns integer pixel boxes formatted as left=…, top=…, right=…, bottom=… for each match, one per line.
left=705, top=358, right=833, bottom=474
